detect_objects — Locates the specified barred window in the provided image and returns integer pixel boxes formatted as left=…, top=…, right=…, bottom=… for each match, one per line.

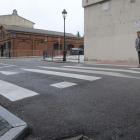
left=53, top=44, right=62, bottom=50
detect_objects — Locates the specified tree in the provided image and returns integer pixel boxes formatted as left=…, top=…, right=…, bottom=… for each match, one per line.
left=76, top=31, right=81, bottom=38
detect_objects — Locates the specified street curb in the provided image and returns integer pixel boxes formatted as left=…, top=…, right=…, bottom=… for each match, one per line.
left=62, top=135, right=84, bottom=140
left=0, top=106, right=29, bottom=140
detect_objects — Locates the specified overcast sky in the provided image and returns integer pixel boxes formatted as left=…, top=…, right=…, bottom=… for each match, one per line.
left=1, top=0, right=84, bottom=36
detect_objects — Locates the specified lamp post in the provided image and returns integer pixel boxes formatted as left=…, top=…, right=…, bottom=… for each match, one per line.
left=62, top=9, right=67, bottom=61
left=8, top=32, right=11, bottom=58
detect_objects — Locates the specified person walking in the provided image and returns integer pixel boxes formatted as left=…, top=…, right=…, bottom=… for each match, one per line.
left=135, top=31, right=140, bottom=68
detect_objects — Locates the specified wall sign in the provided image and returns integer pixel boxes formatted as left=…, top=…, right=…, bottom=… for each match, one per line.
left=134, top=21, right=140, bottom=28
left=103, top=2, right=109, bottom=11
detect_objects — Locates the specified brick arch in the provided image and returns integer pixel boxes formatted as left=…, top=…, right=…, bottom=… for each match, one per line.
left=35, top=42, right=45, bottom=50
left=18, top=41, right=31, bottom=50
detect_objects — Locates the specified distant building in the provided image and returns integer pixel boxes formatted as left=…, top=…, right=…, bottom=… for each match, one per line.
left=83, top=0, right=140, bottom=62
left=0, top=10, right=84, bottom=57
left=0, top=9, right=34, bottom=28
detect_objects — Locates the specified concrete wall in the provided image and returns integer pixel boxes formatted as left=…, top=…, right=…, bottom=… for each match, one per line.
left=0, top=14, right=34, bottom=28
left=82, top=0, right=105, bottom=7
left=83, top=0, right=140, bottom=62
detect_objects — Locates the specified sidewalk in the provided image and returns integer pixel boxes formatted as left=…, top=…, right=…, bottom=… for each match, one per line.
left=95, top=61, right=138, bottom=66
left=0, top=106, right=28, bottom=140
left=0, top=117, right=12, bottom=137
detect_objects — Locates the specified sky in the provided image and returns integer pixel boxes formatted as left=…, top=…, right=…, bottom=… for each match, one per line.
left=0, top=0, right=84, bottom=36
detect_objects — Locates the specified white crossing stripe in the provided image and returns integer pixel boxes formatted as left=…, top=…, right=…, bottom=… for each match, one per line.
left=38, top=66, right=140, bottom=79
left=129, top=68, right=140, bottom=70
left=51, top=82, right=77, bottom=89
left=63, top=66, right=140, bottom=74
left=21, top=68, right=101, bottom=81
left=0, top=66, right=15, bottom=69
left=0, top=71, right=19, bottom=75
left=0, top=80, right=38, bottom=101
left=0, top=63, right=16, bottom=66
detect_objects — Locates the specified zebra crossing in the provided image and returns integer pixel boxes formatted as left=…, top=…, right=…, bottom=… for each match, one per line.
left=0, top=63, right=16, bottom=69
left=38, top=66, right=140, bottom=79
left=0, top=80, right=38, bottom=101
left=0, top=64, right=140, bottom=102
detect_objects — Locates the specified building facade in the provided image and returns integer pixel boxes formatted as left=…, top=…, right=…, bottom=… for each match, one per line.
left=0, top=10, right=83, bottom=57
left=0, top=10, right=34, bottom=28
left=83, top=0, right=140, bottom=62
left=0, top=25, right=84, bottom=57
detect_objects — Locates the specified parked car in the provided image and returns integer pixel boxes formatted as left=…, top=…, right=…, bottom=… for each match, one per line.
left=70, top=48, right=84, bottom=55
left=79, top=48, right=84, bottom=55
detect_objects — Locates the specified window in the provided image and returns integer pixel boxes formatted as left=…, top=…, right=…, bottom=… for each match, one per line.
left=79, top=45, right=84, bottom=50
left=53, top=44, right=62, bottom=50
left=67, top=45, right=74, bottom=50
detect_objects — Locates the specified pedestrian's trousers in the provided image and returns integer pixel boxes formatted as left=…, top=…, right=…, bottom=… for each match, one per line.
left=138, top=51, right=140, bottom=65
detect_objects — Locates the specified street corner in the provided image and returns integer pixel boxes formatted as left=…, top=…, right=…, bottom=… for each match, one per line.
left=0, top=106, right=28, bottom=140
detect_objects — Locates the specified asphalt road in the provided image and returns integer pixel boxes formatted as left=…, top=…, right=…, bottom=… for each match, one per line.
left=0, top=57, right=140, bottom=140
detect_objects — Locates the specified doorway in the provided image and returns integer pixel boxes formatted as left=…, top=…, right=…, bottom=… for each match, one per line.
left=1, top=45, right=4, bottom=57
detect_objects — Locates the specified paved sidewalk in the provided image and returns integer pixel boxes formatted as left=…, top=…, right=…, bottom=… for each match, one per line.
left=0, top=117, right=12, bottom=137
left=95, top=61, right=138, bottom=66
left=0, top=106, right=28, bottom=140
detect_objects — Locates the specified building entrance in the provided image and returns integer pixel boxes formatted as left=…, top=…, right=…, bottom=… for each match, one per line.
left=0, top=45, right=4, bottom=57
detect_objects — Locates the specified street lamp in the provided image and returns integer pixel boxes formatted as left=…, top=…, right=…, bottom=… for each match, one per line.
left=62, top=9, right=67, bottom=61
left=7, top=32, right=11, bottom=58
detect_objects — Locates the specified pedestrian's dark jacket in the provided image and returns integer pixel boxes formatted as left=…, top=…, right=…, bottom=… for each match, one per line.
left=135, top=37, right=140, bottom=51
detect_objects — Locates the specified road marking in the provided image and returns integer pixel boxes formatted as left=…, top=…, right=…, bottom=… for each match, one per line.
left=0, top=80, right=38, bottom=101
left=0, top=63, right=16, bottom=66
left=129, top=68, right=140, bottom=70
left=21, top=68, right=101, bottom=81
left=38, top=66, right=140, bottom=79
left=63, top=66, right=140, bottom=74
left=51, top=82, right=77, bottom=89
left=0, top=66, right=15, bottom=69
left=0, top=71, right=19, bottom=75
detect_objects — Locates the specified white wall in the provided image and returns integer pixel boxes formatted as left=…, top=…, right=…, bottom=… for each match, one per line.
left=82, top=0, right=104, bottom=7
left=84, top=0, right=140, bottom=62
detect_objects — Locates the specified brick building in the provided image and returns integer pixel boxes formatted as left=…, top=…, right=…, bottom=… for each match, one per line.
left=0, top=10, right=84, bottom=57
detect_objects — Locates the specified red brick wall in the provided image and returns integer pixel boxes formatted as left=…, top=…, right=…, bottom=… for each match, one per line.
left=0, top=26, right=84, bottom=57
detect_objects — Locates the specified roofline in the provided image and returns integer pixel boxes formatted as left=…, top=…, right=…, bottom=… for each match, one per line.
left=82, top=0, right=111, bottom=8
left=18, top=15, right=35, bottom=24
left=2, top=24, right=77, bottom=38
left=5, top=30, right=79, bottom=39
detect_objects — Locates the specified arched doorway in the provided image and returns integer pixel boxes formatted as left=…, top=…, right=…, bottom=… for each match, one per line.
left=0, top=45, right=4, bottom=57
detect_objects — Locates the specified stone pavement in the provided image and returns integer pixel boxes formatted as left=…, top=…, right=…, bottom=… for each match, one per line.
left=0, top=116, right=12, bottom=137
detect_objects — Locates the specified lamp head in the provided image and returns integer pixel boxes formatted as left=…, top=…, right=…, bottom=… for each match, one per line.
left=62, top=9, right=67, bottom=18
